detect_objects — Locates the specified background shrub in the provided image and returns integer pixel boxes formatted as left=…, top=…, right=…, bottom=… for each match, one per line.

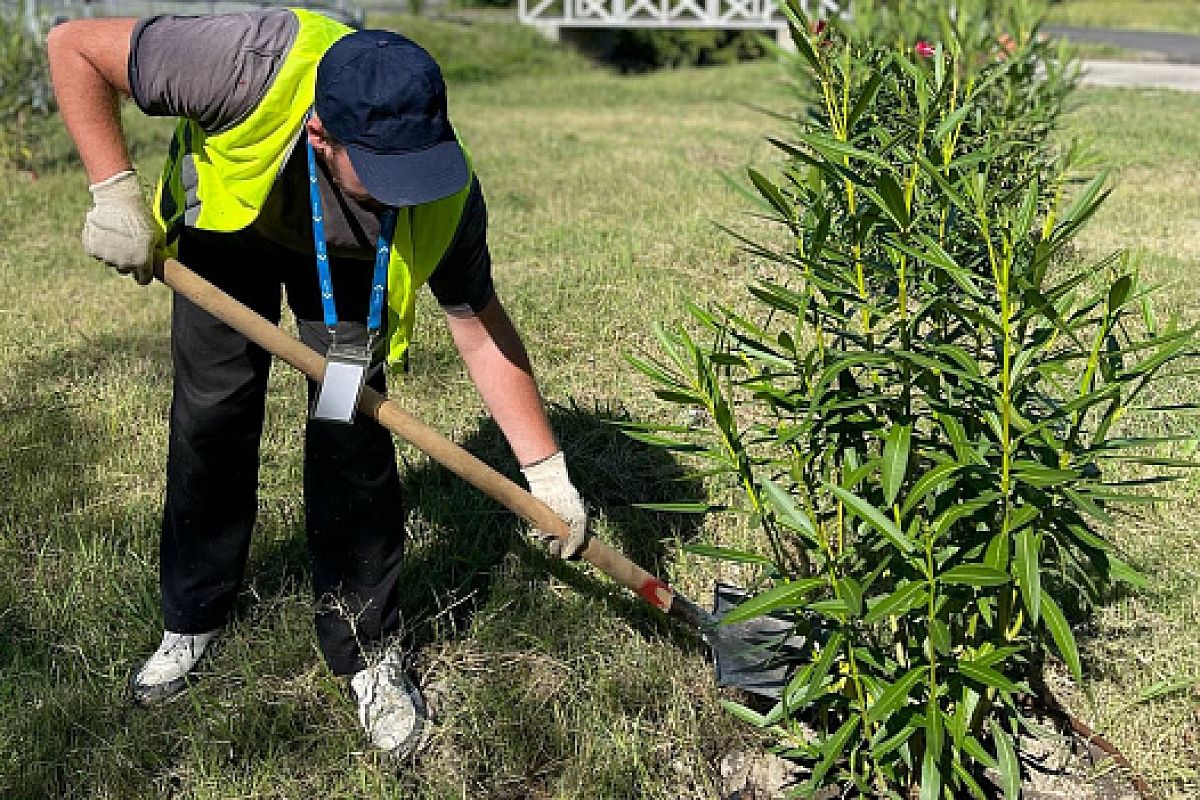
left=0, top=13, right=55, bottom=171
left=606, top=29, right=768, bottom=71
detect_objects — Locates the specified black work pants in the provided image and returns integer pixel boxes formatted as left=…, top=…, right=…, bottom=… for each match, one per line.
left=160, top=226, right=404, bottom=676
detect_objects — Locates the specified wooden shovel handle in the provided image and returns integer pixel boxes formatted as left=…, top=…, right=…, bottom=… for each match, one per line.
left=158, top=258, right=678, bottom=614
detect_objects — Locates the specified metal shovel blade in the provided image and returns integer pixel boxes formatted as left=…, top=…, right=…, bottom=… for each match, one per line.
left=709, top=582, right=817, bottom=701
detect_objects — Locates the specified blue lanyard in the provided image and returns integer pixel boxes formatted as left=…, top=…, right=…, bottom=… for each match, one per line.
left=305, top=136, right=397, bottom=337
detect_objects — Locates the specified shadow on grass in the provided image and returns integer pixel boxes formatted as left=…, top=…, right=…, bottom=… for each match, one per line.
left=389, top=399, right=708, bottom=656
left=1, top=324, right=710, bottom=794
left=0, top=329, right=176, bottom=798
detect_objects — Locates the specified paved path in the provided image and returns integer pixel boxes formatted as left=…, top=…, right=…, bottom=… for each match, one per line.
left=1078, top=60, right=1200, bottom=92
left=1046, top=25, right=1200, bottom=64
left=1037, top=26, right=1200, bottom=92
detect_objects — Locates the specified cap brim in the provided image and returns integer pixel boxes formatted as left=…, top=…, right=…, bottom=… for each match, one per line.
left=346, top=139, right=469, bottom=208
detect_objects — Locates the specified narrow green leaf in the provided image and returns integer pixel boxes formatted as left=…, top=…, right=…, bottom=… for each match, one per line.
left=682, top=543, right=772, bottom=566
left=720, top=577, right=826, bottom=625
left=1138, top=676, right=1200, bottom=703
left=651, top=322, right=690, bottom=375
left=1060, top=170, right=1110, bottom=230
left=978, top=595, right=994, bottom=626
left=836, top=576, right=863, bottom=618
left=931, top=495, right=998, bottom=538
left=951, top=761, right=989, bottom=800
left=926, top=696, right=944, bottom=760
left=893, top=349, right=989, bottom=386
left=762, top=479, right=818, bottom=540
left=933, top=101, right=973, bottom=142
left=766, top=663, right=814, bottom=725
left=1040, top=594, right=1082, bottom=683
left=938, top=413, right=975, bottom=463
left=984, top=530, right=1010, bottom=570
left=916, top=232, right=983, bottom=296
left=919, top=750, right=941, bottom=800
left=914, top=152, right=972, bottom=213
left=828, top=484, right=917, bottom=553
left=959, top=660, right=1020, bottom=694
left=930, top=619, right=951, bottom=656
left=881, top=424, right=912, bottom=507
left=1015, top=528, right=1042, bottom=626
left=719, top=169, right=778, bottom=215
left=866, top=667, right=925, bottom=725
left=863, top=581, right=928, bottom=624
left=1009, top=346, right=1037, bottom=392
left=940, top=564, right=1011, bottom=587
left=1008, top=503, right=1039, bottom=533
left=1011, top=461, right=1079, bottom=488
left=900, top=462, right=963, bottom=517
left=807, top=716, right=860, bottom=790
left=721, top=699, right=769, bottom=728
left=871, top=719, right=919, bottom=761
left=1108, top=274, right=1134, bottom=312
left=874, top=171, right=911, bottom=229
left=972, top=646, right=1023, bottom=670
left=624, top=353, right=684, bottom=391
left=1063, top=487, right=1113, bottom=524
left=1109, top=556, right=1149, bottom=588
left=778, top=4, right=820, bottom=70
left=1017, top=176, right=1040, bottom=237
left=620, top=430, right=708, bottom=452
left=808, top=598, right=851, bottom=619
left=933, top=343, right=983, bottom=377
left=633, top=501, right=713, bottom=513
left=991, top=720, right=1021, bottom=800
left=796, top=130, right=892, bottom=170
left=802, top=632, right=845, bottom=706
left=961, top=733, right=999, bottom=771
left=847, top=72, right=885, bottom=128
left=747, top=167, right=793, bottom=221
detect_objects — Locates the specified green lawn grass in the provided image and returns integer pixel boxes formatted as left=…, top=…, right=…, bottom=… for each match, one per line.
left=1046, top=0, right=1200, bottom=34
left=1041, top=85, right=1200, bottom=796
left=2, top=19, right=1199, bottom=800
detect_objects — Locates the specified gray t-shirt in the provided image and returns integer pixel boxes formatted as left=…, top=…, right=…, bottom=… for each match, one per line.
left=128, top=10, right=493, bottom=313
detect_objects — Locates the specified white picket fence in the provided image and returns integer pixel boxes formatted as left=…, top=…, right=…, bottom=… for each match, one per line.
left=519, top=0, right=841, bottom=31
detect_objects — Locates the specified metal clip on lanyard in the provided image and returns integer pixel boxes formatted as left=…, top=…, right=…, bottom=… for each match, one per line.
left=305, top=133, right=398, bottom=424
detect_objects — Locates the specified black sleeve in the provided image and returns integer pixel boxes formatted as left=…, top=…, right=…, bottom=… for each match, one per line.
left=426, top=178, right=495, bottom=315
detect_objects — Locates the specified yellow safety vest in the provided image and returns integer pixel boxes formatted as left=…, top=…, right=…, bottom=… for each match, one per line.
left=153, top=8, right=473, bottom=367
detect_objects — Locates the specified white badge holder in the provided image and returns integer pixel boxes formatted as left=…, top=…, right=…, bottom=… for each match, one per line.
left=311, top=341, right=371, bottom=424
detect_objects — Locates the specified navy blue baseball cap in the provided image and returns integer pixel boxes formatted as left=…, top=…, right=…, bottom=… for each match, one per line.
left=314, top=30, right=468, bottom=207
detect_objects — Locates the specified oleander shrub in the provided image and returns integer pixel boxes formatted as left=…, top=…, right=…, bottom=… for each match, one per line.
left=630, top=1, right=1196, bottom=796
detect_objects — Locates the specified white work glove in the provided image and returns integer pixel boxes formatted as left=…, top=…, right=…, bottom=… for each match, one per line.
left=521, top=451, right=589, bottom=560
left=82, top=170, right=158, bottom=285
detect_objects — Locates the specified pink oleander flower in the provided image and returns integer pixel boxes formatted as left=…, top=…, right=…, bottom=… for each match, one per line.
left=810, top=20, right=827, bottom=35
left=914, top=40, right=936, bottom=59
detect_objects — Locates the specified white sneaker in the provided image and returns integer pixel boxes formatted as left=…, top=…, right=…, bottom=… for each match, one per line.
left=349, top=651, right=428, bottom=757
left=129, top=629, right=218, bottom=705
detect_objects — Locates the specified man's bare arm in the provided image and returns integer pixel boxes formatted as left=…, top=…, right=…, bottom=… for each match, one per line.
left=46, top=18, right=139, bottom=183
left=445, top=295, right=561, bottom=467
left=446, top=295, right=589, bottom=558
